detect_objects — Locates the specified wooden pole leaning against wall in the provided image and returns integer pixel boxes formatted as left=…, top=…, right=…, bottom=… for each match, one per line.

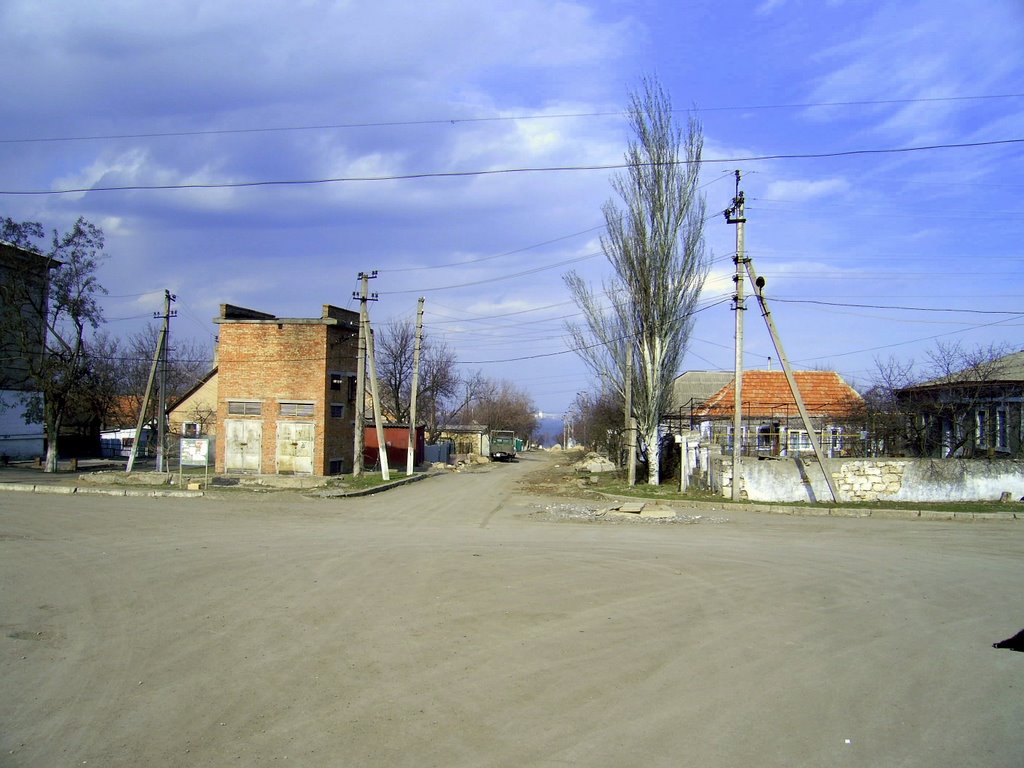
left=126, top=325, right=164, bottom=473
left=365, top=324, right=391, bottom=482
left=743, top=257, right=841, bottom=503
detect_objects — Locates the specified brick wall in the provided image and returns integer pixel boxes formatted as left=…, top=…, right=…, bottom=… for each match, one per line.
left=215, top=318, right=357, bottom=475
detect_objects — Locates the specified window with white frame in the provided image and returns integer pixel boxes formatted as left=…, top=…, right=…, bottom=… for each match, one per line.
left=976, top=409, right=988, bottom=448
left=788, top=430, right=812, bottom=452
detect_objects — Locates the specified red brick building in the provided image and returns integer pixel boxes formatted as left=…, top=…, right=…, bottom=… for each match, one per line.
left=213, top=304, right=360, bottom=475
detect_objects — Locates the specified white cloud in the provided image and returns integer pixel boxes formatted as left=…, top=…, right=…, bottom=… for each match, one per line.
left=763, top=178, right=850, bottom=202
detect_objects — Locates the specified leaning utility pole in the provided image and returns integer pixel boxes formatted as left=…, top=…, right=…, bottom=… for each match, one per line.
left=744, top=258, right=841, bottom=503
left=365, top=326, right=390, bottom=481
left=351, top=272, right=376, bottom=477
left=725, top=171, right=746, bottom=501
left=407, top=297, right=425, bottom=476
left=127, top=290, right=175, bottom=473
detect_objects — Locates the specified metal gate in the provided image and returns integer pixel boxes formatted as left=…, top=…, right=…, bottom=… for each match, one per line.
left=276, top=421, right=315, bottom=475
left=224, top=419, right=262, bottom=473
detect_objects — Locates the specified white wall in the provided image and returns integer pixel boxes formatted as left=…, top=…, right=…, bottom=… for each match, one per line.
left=0, top=390, right=44, bottom=460
left=718, top=456, right=1024, bottom=503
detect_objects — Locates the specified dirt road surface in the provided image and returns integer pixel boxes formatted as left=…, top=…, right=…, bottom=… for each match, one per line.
left=2, top=453, right=1022, bottom=767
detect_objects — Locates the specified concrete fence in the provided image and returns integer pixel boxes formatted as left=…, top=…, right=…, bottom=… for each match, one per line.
left=713, top=455, right=1024, bottom=503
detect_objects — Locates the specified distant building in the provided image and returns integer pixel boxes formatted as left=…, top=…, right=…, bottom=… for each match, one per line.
left=168, top=367, right=219, bottom=441
left=213, top=304, right=360, bottom=475
left=436, top=423, right=490, bottom=457
left=0, top=240, right=58, bottom=460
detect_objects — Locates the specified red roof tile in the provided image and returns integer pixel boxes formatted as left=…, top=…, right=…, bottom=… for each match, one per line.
left=694, top=370, right=863, bottom=419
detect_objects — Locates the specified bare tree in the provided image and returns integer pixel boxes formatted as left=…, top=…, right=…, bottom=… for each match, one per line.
left=569, top=387, right=624, bottom=456
left=113, top=323, right=210, bottom=430
left=0, top=216, right=107, bottom=471
left=564, top=77, right=709, bottom=484
left=466, top=377, right=539, bottom=443
left=375, top=319, right=461, bottom=440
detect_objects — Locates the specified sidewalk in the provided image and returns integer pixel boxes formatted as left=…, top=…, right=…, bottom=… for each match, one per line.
left=0, top=459, right=204, bottom=498
left=0, top=459, right=436, bottom=499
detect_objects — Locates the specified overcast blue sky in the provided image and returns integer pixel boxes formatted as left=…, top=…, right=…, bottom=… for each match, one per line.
left=2, top=0, right=1022, bottom=417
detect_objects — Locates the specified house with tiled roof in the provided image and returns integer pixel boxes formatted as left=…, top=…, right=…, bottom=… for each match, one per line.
left=692, top=370, right=865, bottom=457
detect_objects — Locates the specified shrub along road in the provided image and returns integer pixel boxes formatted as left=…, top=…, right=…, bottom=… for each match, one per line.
left=1, top=452, right=1022, bottom=767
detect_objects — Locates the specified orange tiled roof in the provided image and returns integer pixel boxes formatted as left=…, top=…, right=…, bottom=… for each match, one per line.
left=694, top=370, right=863, bottom=419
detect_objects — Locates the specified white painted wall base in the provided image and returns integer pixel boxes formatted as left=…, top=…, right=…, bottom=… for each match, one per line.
left=0, top=390, right=44, bottom=460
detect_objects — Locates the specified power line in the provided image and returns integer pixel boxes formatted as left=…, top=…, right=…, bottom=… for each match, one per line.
left=771, top=297, right=1024, bottom=315
left=3, top=138, right=1021, bottom=197
left=3, top=93, right=1020, bottom=145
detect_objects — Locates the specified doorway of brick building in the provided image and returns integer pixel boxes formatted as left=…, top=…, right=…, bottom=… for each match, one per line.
left=224, top=419, right=262, bottom=473
left=276, top=421, right=314, bottom=474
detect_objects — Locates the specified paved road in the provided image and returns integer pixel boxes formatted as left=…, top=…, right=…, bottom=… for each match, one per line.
left=2, top=453, right=1022, bottom=767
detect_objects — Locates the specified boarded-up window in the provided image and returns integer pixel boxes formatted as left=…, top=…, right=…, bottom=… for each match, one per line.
left=280, top=402, right=315, bottom=417
left=227, top=400, right=262, bottom=416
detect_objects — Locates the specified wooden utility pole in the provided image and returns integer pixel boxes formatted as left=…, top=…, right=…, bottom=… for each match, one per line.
left=624, top=343, right=636, bottom=486
left=127, top=290, right=174, bottom=474
left=155, top=290, right=175, bottom=472
left=351, top=272, right=376, bottom=477
left=365, top=326, right=390, bottom=481
left=407, top=297, right=424, bottom=476
left=725, top=171, right=746, bottom=501
left=744, top=258, right=841, bottom=503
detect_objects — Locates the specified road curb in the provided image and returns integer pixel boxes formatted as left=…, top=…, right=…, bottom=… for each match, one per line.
left=0, top=481, right=203, bottom=498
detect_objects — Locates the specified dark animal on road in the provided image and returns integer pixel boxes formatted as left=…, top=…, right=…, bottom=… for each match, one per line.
left=992, top=628, right=1024, bottom=652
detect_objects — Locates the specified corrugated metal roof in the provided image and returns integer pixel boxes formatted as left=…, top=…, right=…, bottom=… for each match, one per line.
left=694, top=370, right=863, bottom=418
left=672, top=371, right=734, bottom=409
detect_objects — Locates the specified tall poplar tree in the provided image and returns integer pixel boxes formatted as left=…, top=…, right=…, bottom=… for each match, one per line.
left=565, top=78, right=709, bottom=484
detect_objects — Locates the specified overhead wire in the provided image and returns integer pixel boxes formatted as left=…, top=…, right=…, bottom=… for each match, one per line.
left=3, top=138, right=1021, bottom=196
left=3, top=92, right=1019, bottom=145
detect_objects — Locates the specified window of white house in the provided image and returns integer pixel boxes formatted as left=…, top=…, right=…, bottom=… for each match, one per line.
left=828, top=427, right=844, bottom=452
left=280, top=401, right=315, bottom=417
left=976, top=409, right=988, bottom=448
left=227, top=400, right=262, bottom=416
left=996, top=408, right=1008, bottom=451
left=330, top=403, right=345, bottom=419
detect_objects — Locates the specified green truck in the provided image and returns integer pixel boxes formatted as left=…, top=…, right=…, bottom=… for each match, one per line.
left=489, top=430, right=517, bottom=462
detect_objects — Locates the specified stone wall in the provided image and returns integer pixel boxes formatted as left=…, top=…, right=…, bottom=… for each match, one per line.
left=714, top=456, right=1024, bottom=503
